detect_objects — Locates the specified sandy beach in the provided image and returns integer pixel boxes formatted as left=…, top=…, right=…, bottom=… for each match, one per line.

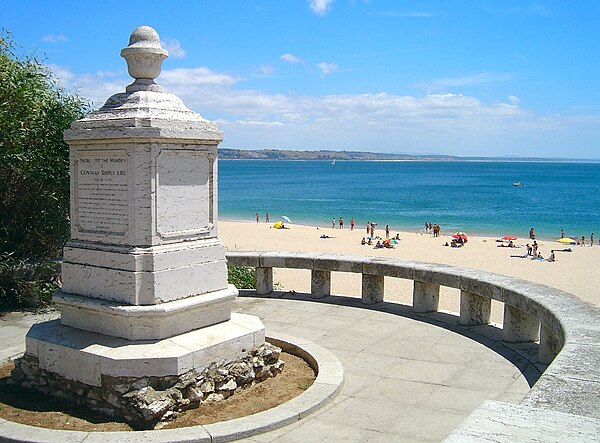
left=219, top=220, right=600, bottom=323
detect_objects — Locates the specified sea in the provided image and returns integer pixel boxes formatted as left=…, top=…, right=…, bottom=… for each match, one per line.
left=218, top=160, right=600, bottom=241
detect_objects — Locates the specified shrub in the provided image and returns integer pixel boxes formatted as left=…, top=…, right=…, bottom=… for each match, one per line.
left=227, top=266, right=257, bottom=289
left=0, top=32, right=88, bottom=307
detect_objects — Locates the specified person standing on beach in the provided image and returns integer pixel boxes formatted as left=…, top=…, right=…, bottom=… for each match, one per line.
left=529, top=227, right=535, bottom=239
left=561, top=228, right=564, bottom=238
left=332, top=218, right=336, bottom=228
left=532, top=241, right=538, bottom=257
left=256, top=213, right=260, bottom=223
left=385, top=225, right=390, bottom=238
left=581, top=235, right=585, bottom=246
left=366, top=222, right=370, bottom=235
left=339, top=217, right=344, bottom=229
left=265, top=213, right=270, bottom=223
left=591, top=233, right=594, bottom=246
left=424, top=222, right=429, bottom=233
left=370, top=223, right=375, bottom=238
left=350, top=217, right=355, bottom=231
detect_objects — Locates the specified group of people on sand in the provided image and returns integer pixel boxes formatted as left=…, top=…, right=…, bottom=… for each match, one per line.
left=525, top=241, right=556, bottom=261
left=573, top=233, right=595, bottom=247
left=509, top=240, right=558, bottom=262
left=447, top=237, right=465, bottom=248
left=361, top=232, right=400, bottom=249
left=425, top=221, right=441, bottom=237
left=331, top=217, right=355, bottom=230
left=256, top=212, right=270, bottom=223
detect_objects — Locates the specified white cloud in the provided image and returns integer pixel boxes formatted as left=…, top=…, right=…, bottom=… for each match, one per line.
left=46, top=64, right=125, bottom=106
left=259, top=65, right=274, bottom=75
left=415, top=73, right=512, bottom=91
left=236, top=120, right=285, bottom=128
left=161, top=38, right=186, bottom=59
left=41, top=34, right=68, bottom=43
left=316, top=62, right=338, bottom=77
left=280, top=53, right=303, bottom=64
left=46, top=64, right=599, bottom=157
left=308, top=0, right=334, bottom=16
left=161, top=67, right=237, bottom=86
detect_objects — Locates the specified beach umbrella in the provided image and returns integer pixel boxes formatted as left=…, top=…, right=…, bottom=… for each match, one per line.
left=502, top=236, right=518, bottom=240
left=452, top=232, right=468, bottom=240
left=558, top=237, right=576, bottom=244
left=282, top=215, right=292, bottom=223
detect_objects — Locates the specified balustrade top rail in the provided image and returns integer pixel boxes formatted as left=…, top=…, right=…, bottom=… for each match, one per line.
left=226, top=251, right=600, bottom=423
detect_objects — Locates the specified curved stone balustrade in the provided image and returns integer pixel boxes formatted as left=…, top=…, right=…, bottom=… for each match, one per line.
left=226, top=251, right=600, bottom=432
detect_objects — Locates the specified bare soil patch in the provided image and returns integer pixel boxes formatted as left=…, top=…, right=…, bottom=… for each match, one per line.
left=0, top=352, right=314, bottom=432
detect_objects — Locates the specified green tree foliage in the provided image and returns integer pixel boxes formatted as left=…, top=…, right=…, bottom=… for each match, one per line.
left=0, top=32, right=88, bottom=307
left=227, top=266, right=257, bottom=289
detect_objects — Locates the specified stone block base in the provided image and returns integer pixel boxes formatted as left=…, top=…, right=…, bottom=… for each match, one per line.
left=24, top=313, right=265, bottom=386
left=54, top=285, right=238, bottom=340
left=61, top=239, right=229, bottom=305
left=12, top=338, right=283, bottom=428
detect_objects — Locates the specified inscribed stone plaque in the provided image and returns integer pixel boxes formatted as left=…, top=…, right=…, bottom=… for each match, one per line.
left=156, top=150, right=211, bottom=238
left=74, top=150, right=129, bottom=236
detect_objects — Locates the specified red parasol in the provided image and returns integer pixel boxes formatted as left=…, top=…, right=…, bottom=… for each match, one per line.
left=452, top=232, right=468, bottom=241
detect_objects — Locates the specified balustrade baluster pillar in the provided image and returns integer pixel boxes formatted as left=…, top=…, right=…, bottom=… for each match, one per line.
left=362, top=274, right=384, bottom=304
left=538, top=323, right=560, bottom=364
left=413, top=281, right=440, bottom=313
left=256, top=267, right=273, bottom=295
left=459, top=290, right=491, bottom=326
left=503, top=304, right=540, bottom=342
left=311, top=270, right=331, bottom=298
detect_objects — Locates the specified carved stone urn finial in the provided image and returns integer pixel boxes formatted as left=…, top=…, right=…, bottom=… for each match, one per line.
left=120, top=25, right=168, bottom=92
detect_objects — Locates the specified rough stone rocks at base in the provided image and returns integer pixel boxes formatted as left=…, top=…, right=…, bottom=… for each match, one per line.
left=10, top=342, right=284, bottom=429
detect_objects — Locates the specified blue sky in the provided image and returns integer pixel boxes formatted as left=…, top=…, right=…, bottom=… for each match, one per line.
left=4, top=1, right=600, bottom=158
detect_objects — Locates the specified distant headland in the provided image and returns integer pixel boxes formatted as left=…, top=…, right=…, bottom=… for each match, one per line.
left=218, top=148, right=599, bottom=163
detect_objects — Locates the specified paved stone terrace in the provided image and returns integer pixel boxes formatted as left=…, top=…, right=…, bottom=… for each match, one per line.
left=235, top=293, right=535, bottom=442
left=1, top=292, right=540, bottom=442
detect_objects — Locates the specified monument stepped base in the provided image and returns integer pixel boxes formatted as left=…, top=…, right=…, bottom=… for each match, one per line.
left=13, top=312, right=278, bottom=427
left=54, top=285, right=238, bottom=341
left=24, top=312, right=265, bottom=386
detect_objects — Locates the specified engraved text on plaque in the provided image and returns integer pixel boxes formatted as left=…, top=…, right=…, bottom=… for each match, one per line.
left=75, top=150, right=129, bottom=235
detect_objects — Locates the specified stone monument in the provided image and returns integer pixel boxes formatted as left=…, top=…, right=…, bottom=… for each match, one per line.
left=13, top=26, right=282, bottom=427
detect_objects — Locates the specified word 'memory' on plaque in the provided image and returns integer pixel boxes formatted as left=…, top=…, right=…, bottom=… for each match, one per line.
left=75, top=150, right=129, bottom=236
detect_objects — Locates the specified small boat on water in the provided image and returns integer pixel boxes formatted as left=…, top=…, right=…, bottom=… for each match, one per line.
left=512, top=182, right=524, bottom=186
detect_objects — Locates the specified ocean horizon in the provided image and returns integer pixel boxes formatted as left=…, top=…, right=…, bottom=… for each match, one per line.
left=218, top=160, right=600, bottom=241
